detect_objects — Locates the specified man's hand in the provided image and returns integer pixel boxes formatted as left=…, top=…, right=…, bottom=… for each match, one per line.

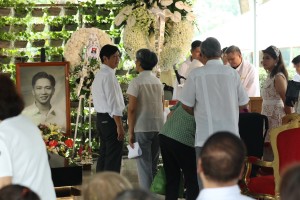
left=117, top=125, right=125, bottom=141
left=129, top=133, right=135, bottom=148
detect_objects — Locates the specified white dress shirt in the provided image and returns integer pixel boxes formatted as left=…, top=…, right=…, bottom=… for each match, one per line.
left=172, top=57, right=192, bottom=100
left=22, top=103, right=66, bottom=131
left=196, top=185, right=254, bottom=200
left=91, top=64, right=125, bottom=117
left=235, top=60, right=260, bottom=97
left=179, top=59, right=249, bottom=147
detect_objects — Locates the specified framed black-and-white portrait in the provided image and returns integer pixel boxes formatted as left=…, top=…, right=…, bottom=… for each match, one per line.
left=16, top=62, right=70, bottom=135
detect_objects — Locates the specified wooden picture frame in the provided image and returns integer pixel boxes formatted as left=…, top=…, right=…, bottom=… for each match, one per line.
left=16, top=62, right=70, bottom=135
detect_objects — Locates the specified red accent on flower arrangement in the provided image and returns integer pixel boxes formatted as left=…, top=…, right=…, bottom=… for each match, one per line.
left=64, top=139, right=73, bottom=148
left=49, top=140, right=58, bottom=147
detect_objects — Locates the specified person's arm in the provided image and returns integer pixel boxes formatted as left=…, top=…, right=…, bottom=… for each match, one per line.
left=127, top=95, right=137, bottom=148
left=113, top=115, right=125, bottom=141
left=182, top=104, right=194, bottom=115
left=0, top=176, right=12, bottom=189
left=274, top=74, right=292, bottom=114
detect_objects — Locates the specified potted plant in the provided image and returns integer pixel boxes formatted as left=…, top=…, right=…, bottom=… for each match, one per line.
left=13, top=0, right=34, bottom=18
left=0, top=32, right=14, bottom=48
left=97, top=4, right=111, bottom=16
left=96, top=15, right=112, bottom=30
left=31, top=7, right=44, bottom=17
left=83, top=15, right=97, bottom=28
left=32, top=23, right=45, bottom=32
left=0, top=17, right=12, bottom=32
left=49, top=31, right=70, bottom=47
left=0, top=0, right=13, bottom=16
left=79, top=0, right=97, bottom=15
left=30, top=33, right=46, bottom=47
left=64, top=1, right=78, bottom=16
left=14, top=51, right=29, bottom=63
left=47, top=17, right=64, bottom=31
left=63, top=16, right=78, bottom=31
left=14, top=32, right=29, bottom=48
left=45, top=4, right=61, bottom=16
left=0, top=55, right=11, bottom=64
left=46, top=47, right=64, bottom=61
left=10, top=18, right=28, bottom=32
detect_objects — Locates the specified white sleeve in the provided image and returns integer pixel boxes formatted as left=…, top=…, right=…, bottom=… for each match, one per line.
left=0, top=138, right=13, bottom=177
left=178, top=74, right=196, bottom=107
left=104, top=76, right=124, bottom=117
left=236, top=73, right=250, bottom=106
left=244, top=66, right=260, bottom=97
left=126, top=79, right=138, bottom=97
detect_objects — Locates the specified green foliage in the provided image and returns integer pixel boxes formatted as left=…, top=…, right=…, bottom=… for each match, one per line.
left=0, top=0, right=14, bottom=7
left=0, top=32, right=14, bottom=40
left=49, top=30, right=70, bottom=39
left=46, top=16, right=64, bottom=26
left=62, top=16, right=77, bottom=24
left=15, top=32, right=30, bottom=40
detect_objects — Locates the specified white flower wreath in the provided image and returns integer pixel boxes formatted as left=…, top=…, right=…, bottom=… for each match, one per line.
left=116, top=1, right=195, bottom=71
left=64, top=28, right=113, bottom=71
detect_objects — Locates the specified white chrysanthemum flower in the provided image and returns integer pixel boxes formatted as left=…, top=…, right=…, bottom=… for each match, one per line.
left=160, top=0, right=173, bottom=7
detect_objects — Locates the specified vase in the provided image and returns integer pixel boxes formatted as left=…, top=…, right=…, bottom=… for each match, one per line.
left=49, top=25, right=63, bottom=32
left=0, top=40, right=11, bottom=48
left=0, top=25, right=11, bottom=32
left=49, top=39, right=63, bottom=47
left=47, top=7, right=61, bottom=16
left=14, top=40, right=28, bottom=48
left=0, top=56, right=11, bottom=64
left=11, top=24, right=27, bottom=32
left=31, top=39, right=45, bottom=47
left=0, top=8, right=11, bottom=16
left=32, top=23, right=45, bottom=32
left=64, top=23, right=78, bottom=31
left=31, top=8, right=44, bottom=17
left=64, top=7, right=78, bottom=16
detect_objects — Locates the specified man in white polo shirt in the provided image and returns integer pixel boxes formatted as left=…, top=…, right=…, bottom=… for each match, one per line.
left=179, top=37, right=249, bottom=190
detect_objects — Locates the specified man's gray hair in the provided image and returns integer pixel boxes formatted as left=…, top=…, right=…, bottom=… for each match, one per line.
left=200, top=37, right=222, bottom=58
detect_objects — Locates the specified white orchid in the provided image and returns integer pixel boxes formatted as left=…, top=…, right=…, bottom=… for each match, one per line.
left=170, top=11, right=181, bottom=23
left=120, top=5, right=133, bottom=15
left=186, top=12, right=196, bottom=21
left=160, top=0, right=173, bottom=7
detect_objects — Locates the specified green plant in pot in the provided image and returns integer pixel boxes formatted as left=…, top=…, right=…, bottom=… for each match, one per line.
left=46, top=47, right=64, bottom=62
left=14, top=32, right=29, bottom=48
left=13, top=0, right=34, bottom=18
left=47, top=16, right=64, bottom=31
left=63, top=16, right=78, bottom=31
left=49, top=31, right=70, bottom=47
left=10, top=18, right=28, bottom=32
left=0, top=32, right=14, bottom=48
left=79, top=0, right=97, bottom=15
left=64, top=1, right=78, bottom=16
left=83, top=15, right=97, bottom=28
left=14, top=50, right=29, bottom=63
left=0, top=0, right=13, bottom=16
left=0, top=17, right=12, bottom=32
left=30, top=32, right=46, bottom=47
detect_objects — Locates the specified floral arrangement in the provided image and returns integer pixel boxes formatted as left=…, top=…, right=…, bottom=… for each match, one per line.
left=64, top=28, right=113, bottom=97
left=39, top=123, right=94, bottom=165
left=39, top=123, right=73, bottom=158
left=114, top=0, right=195, bottom=71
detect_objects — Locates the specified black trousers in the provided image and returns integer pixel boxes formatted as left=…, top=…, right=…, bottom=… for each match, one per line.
left=96, top=113, right=123, bottom=173
left=159, top=134, right=199, bottom=200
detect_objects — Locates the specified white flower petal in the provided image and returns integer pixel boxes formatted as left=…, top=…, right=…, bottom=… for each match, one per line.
left=160, top=0, right=173, bottom=7
left=114, top=14, right=126, bottom=26
left=163, top=9, right=172, bottom=17
left=171, top=11, right=181, bottom=23
left=127, top=15, right=136, bottom=27
left=183, top=4, right=192, bottom=12
left=175, top=1, right=184, bottom=10
left=186, top=12, right=196, bottom=21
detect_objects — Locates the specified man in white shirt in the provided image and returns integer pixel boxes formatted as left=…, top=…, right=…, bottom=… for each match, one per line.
left=173, top=40, right=203, bottom=100
left=225, top=45, right=260, bottom=97
left=197, top=131, right=254, bottom=200
left=179, top=37, right=249, bottom=189
left=22, top=71, right=66, bottom=131
left=91, top=44, right=125, bottom=172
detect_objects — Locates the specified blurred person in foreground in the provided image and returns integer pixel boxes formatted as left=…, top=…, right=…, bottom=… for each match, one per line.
left=0, top=73, right=56, bottom=200
left=0, top=184, right=40, bottom=200
left=197, top=131, right=253, bottom=200
left=115, top=189, right=159, bottom=200
left=83, top=172, right=133, bottom=200
left=280, top=163, right=300, bottom=200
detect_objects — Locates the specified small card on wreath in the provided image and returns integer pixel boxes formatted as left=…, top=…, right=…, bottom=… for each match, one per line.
left=127, top=142, right=142, bottom=159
